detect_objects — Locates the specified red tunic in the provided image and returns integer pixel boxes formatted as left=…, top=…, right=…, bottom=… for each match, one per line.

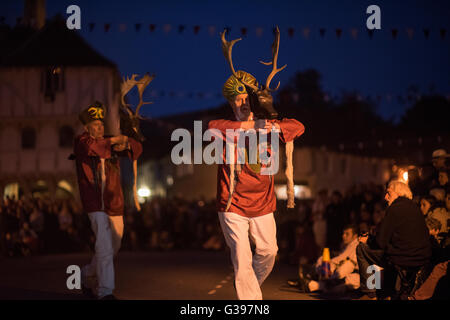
left=74, top=132, right=143, bottom=216
left=208, top=118, right=305, bottom=218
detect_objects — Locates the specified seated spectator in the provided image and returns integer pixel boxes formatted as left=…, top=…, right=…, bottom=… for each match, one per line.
left=420, top=195, right=436, bottom=216
left=409, top=261, right=449, bottom=300
left=426, top=190, right=448, bottom=235
left=409, top=217, right=450, bottom=300
left=356, top=181, right=432, bottom=300
left=290, top=225, right=360, bottom=294
left=426, top=217, right=442, bottom=246
left=430, top=187, right=446, bottom=203
left=307, top=225, right=360, bottom=294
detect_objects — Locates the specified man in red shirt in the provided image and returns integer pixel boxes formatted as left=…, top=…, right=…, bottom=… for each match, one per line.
left=74, top=101, right=142, bottom=300
left=209, top=71, right=305, bottom=299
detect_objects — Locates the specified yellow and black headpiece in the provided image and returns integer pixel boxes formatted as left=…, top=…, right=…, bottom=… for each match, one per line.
left=222, top=70, right=258, bottom=101
left=79, top=101, right=105, bottom=125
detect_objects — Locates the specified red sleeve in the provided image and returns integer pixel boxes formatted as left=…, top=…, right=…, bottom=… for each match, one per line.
left=127, top=138, right=143, bottom=161
left=208, top=119, right=243, bottom=144
left=75, top=133, right=112, bottom=159
left=208, top=119, right=242, bottom=135
left=274, top=118, right=305, bottom=143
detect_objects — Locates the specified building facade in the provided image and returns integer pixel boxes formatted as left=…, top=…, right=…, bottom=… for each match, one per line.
left=0, top=11, right=120, bottom=201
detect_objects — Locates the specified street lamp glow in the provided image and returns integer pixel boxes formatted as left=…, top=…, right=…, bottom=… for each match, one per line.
left=138, top=187, right=151, bottom=197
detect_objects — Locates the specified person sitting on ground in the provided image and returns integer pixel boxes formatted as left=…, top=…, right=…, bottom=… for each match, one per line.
left=426, top=188, right=449, bottom=235
left=409, top=217, right=450, bottom=300
left=425, top=217, right=445, bottom=264
left=420, top=195, right=436, bottom=217
left=291, top=225, right=360, bottom=294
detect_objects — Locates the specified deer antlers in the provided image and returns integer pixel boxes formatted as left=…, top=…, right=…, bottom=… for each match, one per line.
left=220, top=26, right=286, bottom=92
left=259, top=26, right=287, bottom=91
left=120, top=73, right=155, bottom=119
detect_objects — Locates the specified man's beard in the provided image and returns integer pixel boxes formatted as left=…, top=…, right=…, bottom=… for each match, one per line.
left=238, top=107, right=251, bottom=120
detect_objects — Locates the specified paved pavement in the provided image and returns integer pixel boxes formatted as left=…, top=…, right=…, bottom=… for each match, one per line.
left=0, top=250, right=321, bottom=300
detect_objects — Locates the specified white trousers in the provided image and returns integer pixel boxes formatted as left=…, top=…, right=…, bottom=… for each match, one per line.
left=81, top=211, right=124, bottom=298
left=218, top=212, right=278, bottom=300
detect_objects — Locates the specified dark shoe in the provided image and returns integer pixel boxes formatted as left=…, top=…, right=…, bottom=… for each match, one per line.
left=99, top=294, right=118, bottom=300
left=81, top=285, right=96, bottom=300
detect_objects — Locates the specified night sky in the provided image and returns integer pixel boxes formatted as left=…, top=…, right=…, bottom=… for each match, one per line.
left=2, top=0, right=449, bottom=121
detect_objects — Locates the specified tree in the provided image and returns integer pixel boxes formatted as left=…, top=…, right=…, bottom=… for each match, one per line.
left=400, top=95, right=450, bottom=134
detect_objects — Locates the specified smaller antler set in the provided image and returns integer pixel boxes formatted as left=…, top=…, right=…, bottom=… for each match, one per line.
left=120, top=73, right=155, bottom=142
left=221, top=26, right=287, bottom=119
left=119, top=73, right=155, bottom=212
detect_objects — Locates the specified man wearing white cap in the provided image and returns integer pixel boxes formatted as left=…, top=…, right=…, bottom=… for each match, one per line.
left=432, top=149, right=448, bottom=170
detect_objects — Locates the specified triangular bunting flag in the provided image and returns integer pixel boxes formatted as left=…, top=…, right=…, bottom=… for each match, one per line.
left=319, top=28, right=326, bottom=38
left=288, top=27, right=294, bottom=38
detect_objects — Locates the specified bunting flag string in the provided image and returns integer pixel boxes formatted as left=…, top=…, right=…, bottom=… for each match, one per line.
left=2, top=17, right=447, bottom=40
left=138, top=89, right=450, bottom=103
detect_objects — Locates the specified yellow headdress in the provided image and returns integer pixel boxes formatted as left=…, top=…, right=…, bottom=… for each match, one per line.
left=222, top=70, right=258, bottom=101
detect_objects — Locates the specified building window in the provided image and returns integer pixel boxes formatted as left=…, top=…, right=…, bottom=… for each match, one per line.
left=21, top=127, right=36, bottom=149
left=4, top=182, right=20, bottom=200
left=41, top=66, right=65, bottom=102
left=59, top=126, right=74, bottom=148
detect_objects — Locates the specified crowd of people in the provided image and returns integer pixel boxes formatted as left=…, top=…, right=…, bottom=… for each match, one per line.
left=1, top=149, right=448, bottom=300
left=0, top=184, right=394, bottom=260
left=0, top=196, right=226, bottom=257
left=282, top=148, right=449, bottom=299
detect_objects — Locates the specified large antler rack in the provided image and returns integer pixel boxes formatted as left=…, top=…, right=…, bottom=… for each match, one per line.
left=220, top=26, right=287, bottom=93
left=220, top=30, right=259, bottom=91
left=259, top=26, right=287, bottom=91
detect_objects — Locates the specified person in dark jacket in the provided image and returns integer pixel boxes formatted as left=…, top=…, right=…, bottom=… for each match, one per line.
left=356, top=181, right=432, bottom=299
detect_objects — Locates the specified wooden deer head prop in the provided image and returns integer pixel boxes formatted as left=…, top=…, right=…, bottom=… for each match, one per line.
left=120, top=73, right=155, bottom=142
left=220, top=26, right=287, bottom=120
left=120, top=73, right=155, bottom=212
